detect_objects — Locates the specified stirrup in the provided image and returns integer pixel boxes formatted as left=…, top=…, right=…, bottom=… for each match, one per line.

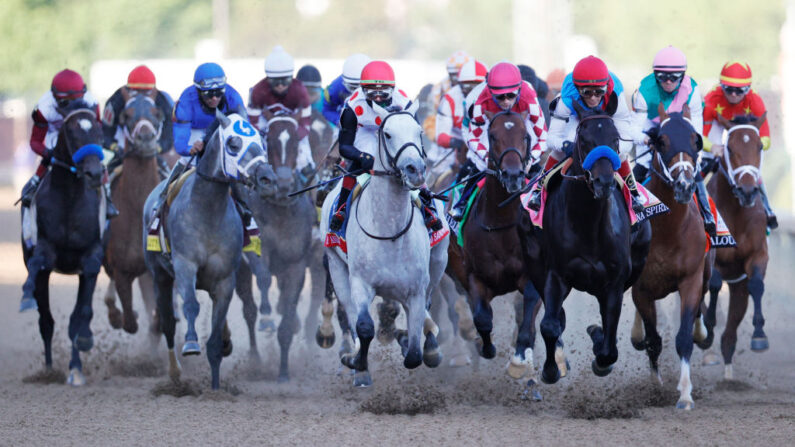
left=449, top=204, right=466, bottom=222
left=703, top=219, right=717, bottom=239
left=527, top=189, right=542, bottom=211
left=329, top=208, right=346, bottom=232
left=767, top=214, right=778, bottom=230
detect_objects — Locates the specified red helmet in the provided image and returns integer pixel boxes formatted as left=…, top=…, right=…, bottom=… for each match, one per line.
left=51, top=69, right=86, bottom=99
left=127, top=65, right=156, bottom=90
left=487, top=62, right=522, bottom=95
left=360, top=60, right=395, bottom=87
left=720, top=61, right=752, bottom=87
left=572, top=56, right=610, bottom=87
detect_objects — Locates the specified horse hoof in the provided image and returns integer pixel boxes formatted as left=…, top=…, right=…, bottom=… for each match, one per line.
left=315, top=328, right=336, bottom=349
left=222, top=339, right=233, bottom=357
left=750, top=337, right=769, bottom=352
left=353, top=370, right=372, bottom=388
left=122, top=318, right=139, bottom=335
left=423, top=349, right=443, bottom=368
left=676, top=400, right=694, bottom=410
left=522, top=380, right=543, bottom=401
left=478, top=342, right=496, bottom=360
left=630, top=337, right=646, bottom=351
left=591, top=359, right=613, bottom=377
left=555, top=347, right=569, bottom=378
left=694, top=337, right=713, bottom=350
left=181, top=341, right=201, bottom=356
left=541, top=367, right=560, bottom=385
left=586, top=324, right=601, bottom=338
left=67, top=368, right=85, bottom=387
left=340, top=353, right=356, bottom=370
left=404, top=350, right=422, bottom=369
left=702, top=351, right=721, bottom=366
left=258, top=318, right=276, bottom=334
left=277, top=373, right=290, bottom=383
left=107, top=309, right=123, bottom=329
left=19, top=297, right=37, bottom=313
left=377, top=326, right=396, bottom=345
left=507, top=359, right=528, bottom=379
left=394, top=329, right=409, bottom=356
left=73, top=335, right=94, bottom=352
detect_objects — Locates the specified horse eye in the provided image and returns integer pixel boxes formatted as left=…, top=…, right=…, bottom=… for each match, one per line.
left=227, top=136, right=242, bottom=153
left=385, top=132, right=392, bottom=139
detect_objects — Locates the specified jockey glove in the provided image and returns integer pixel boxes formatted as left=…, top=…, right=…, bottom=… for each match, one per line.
left=359, top=153, right=374, bottom=171
left=700, top=156, right=719, bottom=175
left=562, top=141, right=574, bottom=156
left=449, top=137, right=466, bottom=152
left=42, top=149, right=53, bottom=166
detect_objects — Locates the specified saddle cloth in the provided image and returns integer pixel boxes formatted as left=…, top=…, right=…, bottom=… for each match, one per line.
left=444, top=177, right=487, bottom=248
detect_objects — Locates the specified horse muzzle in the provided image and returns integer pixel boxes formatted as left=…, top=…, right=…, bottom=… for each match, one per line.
left=399, top=160, right=426, bottom=189
left=733, top=184, right=759, bottom=208
left=500, top=168, right=525, bottom=195
left=274, top=166, right=295, bottom=198
left=591, top=173, right=616, bottom=199
left=673, top=177, right=696, bottom=204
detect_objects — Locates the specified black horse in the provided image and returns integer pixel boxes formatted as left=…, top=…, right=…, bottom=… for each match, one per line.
left=525, top=102, right=651, bottom=384
left=21, top=106, right=107, bottom=386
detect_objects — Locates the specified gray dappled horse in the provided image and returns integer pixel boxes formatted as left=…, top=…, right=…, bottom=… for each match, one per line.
left=103, top=92, right=164, bottom=336
left=320, top=103, right=449, bottom=387
left=21, top=107, right=107, bottom=386
left=143, top=112, right=268, bottom=390
left=235, top=111, right=319, bottom=382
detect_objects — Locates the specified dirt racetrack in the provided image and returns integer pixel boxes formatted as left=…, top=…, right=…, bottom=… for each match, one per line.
left=1, top=187, right=793, bottom=446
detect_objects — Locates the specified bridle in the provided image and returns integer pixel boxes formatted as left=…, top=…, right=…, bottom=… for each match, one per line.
left=648, top=116, right=699, bottom=189
left=372, top=109, right=426, bottom=187
left=718, top=124, right=763, bottom=191
left=50, top=108, right=104, bottom=178
left=121, top=96, right=162, bottom=158
left=562, top=114, right=621, bottom=189
left=484, top=110, right=532, bottom=184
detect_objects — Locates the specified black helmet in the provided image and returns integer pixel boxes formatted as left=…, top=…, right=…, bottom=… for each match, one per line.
left=296, top=64, right=322, bottom=89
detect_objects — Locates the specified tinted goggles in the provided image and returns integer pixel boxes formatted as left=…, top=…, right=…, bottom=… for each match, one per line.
left=494, top=91, right=518, bottom=101
left=268, top=76, right=293, bottom=87
left=200, top=88, right=225, bottom=98
left=578, top=86, right=607, bottom=98
left=721, top=84, right=750, bottom=96
left=654, top=71, right=684, bottom=83
left=364, top=86, right=393, bottom=101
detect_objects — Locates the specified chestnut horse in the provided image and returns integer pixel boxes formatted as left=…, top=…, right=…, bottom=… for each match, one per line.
left=702, top=113, right=770, bottom=380
left=629, top=106, right=714, bottom=410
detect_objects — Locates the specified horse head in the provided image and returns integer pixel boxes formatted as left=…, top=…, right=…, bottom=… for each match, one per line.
left=119, top=89, right=163, bottom=158
left=570, top=101, right=621, bottom=200
left=54, top=106, right=106, bottom=188
left=372, top=101, right=426, bottom=189
left=716, top=112, right=767, bottom=207
left=485, top=110, right=529, bottom=194
left=649, top=103, right=701, bottom=203
left=198, top=111, right=268, bottom=189
left=263, top=108, right=301, bottom=198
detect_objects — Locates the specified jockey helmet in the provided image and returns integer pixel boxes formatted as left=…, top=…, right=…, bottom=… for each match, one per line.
left=193, top=63, right=226, bottom=91
left=296, top=64, right=322, bottom=89
left=572, top=56, right=609, bottom=87
left=487, top=62, right=522, bottom=95
left=51, top=69, right=87, bottom=100
left=652, top=46, right=687, bottom=72
left=342, top=53, right=371, bottom=90
left=127, top=65, right=156, bottom=90
left=720, top=61, right=752, bottom=87
left=546, top=68, right=565, bottom=91
left=446, top=51, right=470, bottom=74
left=458, top=59, right=488, bottom=84
left=360, top=61, right=395, bottom=106
left=264, top=45, right=294, bottom=78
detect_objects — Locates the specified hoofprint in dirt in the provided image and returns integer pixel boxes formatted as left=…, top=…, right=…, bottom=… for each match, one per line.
left=1, top=200, right=794, bottom=444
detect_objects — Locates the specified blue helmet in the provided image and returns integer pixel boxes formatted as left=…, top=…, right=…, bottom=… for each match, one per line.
left=193, top=62, right=227, bottom=91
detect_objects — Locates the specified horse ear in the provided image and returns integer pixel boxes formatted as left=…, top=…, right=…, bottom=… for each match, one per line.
left=682, top=103, right=691, bottom=119
left=570, top=99, right=586, bottom=117
left=754, top=111, right=768, bottom=130
left=215, top=109, right=232, bottom=128
left=693, top=133, right=704, bottom=151
left=646, top=126, right=660, bottom=144
left=405, top=100, right=419, bottom=118
left=657, top=102, right=668, bottom=122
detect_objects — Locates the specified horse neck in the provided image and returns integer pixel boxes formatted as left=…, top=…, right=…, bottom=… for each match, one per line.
left=191, top=174, right=232, bottom=216
left=49, top=164, right=85, bottom=195
left=480, top=174, right=517, bottom=222
left=648, top=174, right=689, bottom=222
left=119, top=154, right=160, bottom=203
left=363, top=175, right=412, bottom=226
left=562, top=179, right=613, bottom=233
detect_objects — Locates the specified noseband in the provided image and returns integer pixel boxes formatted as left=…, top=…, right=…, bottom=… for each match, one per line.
left=51, top=108, right=104, bottom=178
left=649, top=117, right=699, bottom=188
left=563, top=114, right=620, bottom=188
left=374, top=110, right=426, bottom=187
left=719, top=124, right=762, bottom=190
left=122, top=96, right=162, bottom=158
left=485, top=111, right=531, bottom=183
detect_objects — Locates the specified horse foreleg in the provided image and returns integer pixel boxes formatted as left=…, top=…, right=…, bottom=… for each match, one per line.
left=235, top=259, right=259, bottom=355
left=721, top=280, right=750, bottom=380
left=589, top=287, right=623, bottom=378
left=467, top=276, right=496, bottom=359
left=674, top=273, right=704, bottom=410
left=34, top=269, right=54, bottom=368
left=152, top=268, right=178, bottom=380
left=67, top=266, right=100, bottom=387
left=316, top=255, right=337, bottom=348
left=250, top=252, right=275, bottom=334
left=632, top=290, right=662, bottom=383
left=104, top=278, right=123, bottom=329
left=403, top=293, right=427, bottom=370
left=540, top=271, right=569, bottom=384
left=509, top=282, right=540, bottom=380
left=137, top=273, right=160, bottom=338
left=305, top=246, right=326, bottom=344
left=115, top=273, right=138, bottom=334
left=342, top=276, right=374, bottom=386
left=748, top=265, right=768, bottom=352
left=276, top=264, right=305, bottom=382
left=701, top=270, right=723, bottom=365
left=173, top=257, right=200, bottom=356
left=207, top=276, right=235, bottom=390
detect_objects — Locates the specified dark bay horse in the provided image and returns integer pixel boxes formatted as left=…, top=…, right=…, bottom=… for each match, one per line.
left=445, top=111, right=546, bottom=383
left=530, top=102, right=651, bottom=384
left=235, top=111, right=318, bottom=382
left=103, top=92, right=164, bottom=335
left=703, top=113, right=770, bottom=380
left=21, top=107, right=107, bottom=386
left=630, top=107, right=714, bottom=410
left=143, top=112, right=268, bottom=390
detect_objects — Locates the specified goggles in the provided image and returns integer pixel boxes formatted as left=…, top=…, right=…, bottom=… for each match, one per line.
left=494, top=91, right=519, bottom=101
left=721, top=84, right=750, bottom=96
left=194, top=76, right=226, bottom=91
left=268, top=76, right=293, bottom=87
left=200, top=88, right=225, bottom=99
left=363, top=85, right=393, bottom=102
left=654, top=71, right=684, bottom=83
left=56, top=98, right=74, bottom=109
left=578, top=86, right=607, bottom=98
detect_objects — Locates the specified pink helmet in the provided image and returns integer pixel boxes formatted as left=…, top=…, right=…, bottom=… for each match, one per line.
left=653, top=46, right=687, bottom=72
left=458, top=60, right=488, bottom=83
left=487, top=62, right=522, bottom=95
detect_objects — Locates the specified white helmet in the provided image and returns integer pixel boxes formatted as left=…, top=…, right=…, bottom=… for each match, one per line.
left=264, top=45, right=294, bottom=78
left=342, top=53, right=371, bottom=88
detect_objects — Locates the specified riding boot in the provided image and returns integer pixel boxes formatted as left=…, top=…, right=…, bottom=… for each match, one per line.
left=619, top=159, right=645, bottom=213
left=759, top=182, right=778, bottom=230
left=103, top=182, right=120, bottom=219
left=20, top=175, right=41, bottom=208
left=148, top=162, right=186, bottom=226
left=694, top=178, right=717, bottom=238
left=633, top=163, right=649, bottom=185
left=329, top=175, right=355, bottom=232
left=527, top=154, right=561, bottom=211
left=449, top=175, right=479, bottom=222
left=231, top=185, right=253, bottom=229
left=418, top=187, right=443, bottom=231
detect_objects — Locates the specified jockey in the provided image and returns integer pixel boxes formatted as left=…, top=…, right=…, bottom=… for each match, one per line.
left=702, top=61, right=776, bottom=228
left=248, top=45, right=315, bottom=178
left=424, top=51, right=471, bottom=145
left=321, top=53, right=371, bottom=126
left=630, top=46, right=715, bottom=236
left=296, top=64, right=323, bottom=113
left=148, top=62, right=248, bottom=220
left=101, top=64, right=174, bottom=157
left=329, top=60, right=442, bottom=233
left=527, top=55, right=644, bottom=213
left=518, top=64, right=551, bottom=126
left=21, top=69, right=119, bottom=218
left=435, top=59, right=488, bottom=162
left=449, top=62, right=547, bottom=221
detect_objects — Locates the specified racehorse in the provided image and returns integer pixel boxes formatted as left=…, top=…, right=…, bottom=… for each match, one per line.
left=21, top=106, right=107, bottom=386
left=235, top=110, right=318, bottom=381
left=445, top=110, right=545, bottom=382
left=629, top=106, right=713, bottom=410
left=143, top=111, right=268, bottom=390
left=702, top=112, right=770, bottom=380
left=320, top=103, right=449, bottom=386
left=529, top=102, right=651, bottom=384
left=103, top=92, right=164, bottom=335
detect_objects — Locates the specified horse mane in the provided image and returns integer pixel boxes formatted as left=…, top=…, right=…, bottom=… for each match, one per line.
left=730, top=115, right=758, bottom=125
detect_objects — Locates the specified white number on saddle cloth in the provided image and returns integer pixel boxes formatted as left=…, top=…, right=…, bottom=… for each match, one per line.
left=218, top=115, right=266, bottom=179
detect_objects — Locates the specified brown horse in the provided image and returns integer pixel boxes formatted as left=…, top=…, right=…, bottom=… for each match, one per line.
left=629, top=106, right=714, bottom=410
left=103, top=91, right=164, bottom=335
left=445, top=110, right=550, bottom=388
left=702, top=112, right=770, bottom=380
